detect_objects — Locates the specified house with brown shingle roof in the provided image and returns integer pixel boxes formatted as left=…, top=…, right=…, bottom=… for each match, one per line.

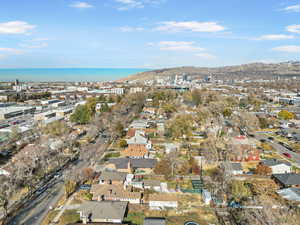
left=107, top=158, right=157, bottom=174
left=98, top=171, right=128, bottom=185
left=126, top=128, right=137, bottom=138
left=121, top=144, right=149, bottom=158
left=76, top=201, right=128, bottom=224
left=90, top=183, right=142, bottom=204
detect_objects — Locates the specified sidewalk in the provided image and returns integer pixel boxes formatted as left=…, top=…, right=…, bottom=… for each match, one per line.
left=49, top=195, right=75, bottom=225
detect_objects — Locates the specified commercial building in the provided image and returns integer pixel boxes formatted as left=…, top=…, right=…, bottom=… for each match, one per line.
left=34, top=111, right=56, bottom=121
left=0, top=106, right=36, bottom=120
left=40, top=99, right=61, bottom=105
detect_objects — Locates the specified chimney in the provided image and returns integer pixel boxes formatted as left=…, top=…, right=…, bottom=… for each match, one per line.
left=127, top=160, right=131, bottom=171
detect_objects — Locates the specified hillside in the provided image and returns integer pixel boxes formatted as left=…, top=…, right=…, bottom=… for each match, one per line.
left=121, top=61, right=300, bottom=82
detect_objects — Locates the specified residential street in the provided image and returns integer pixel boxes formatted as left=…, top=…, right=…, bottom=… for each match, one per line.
left=4, top=136, right=108, bottom=225
left=253, top=132, right=300, bottom=167
left=6, top=178, right=64, bottom=225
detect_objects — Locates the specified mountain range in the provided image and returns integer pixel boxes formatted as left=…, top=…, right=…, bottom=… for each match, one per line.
left=121, top=61, right=300, bottom=82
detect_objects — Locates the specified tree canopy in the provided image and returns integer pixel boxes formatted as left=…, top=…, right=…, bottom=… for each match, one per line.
left=70, top=105, right=91, bottom=124
left=278, top=110, right=294, bottom=120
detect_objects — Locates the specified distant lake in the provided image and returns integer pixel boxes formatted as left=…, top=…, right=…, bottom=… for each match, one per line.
left=0, top=68, right=149, bottom=82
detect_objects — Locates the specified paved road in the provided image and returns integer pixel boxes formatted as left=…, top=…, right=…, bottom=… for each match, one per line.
left=253, top=132, right=300, bottom=167
left=5, top=137, right=108, bottom=225
left=6, top=178, right=64, bottom=225
left=3, top=103, right=138, bottom=225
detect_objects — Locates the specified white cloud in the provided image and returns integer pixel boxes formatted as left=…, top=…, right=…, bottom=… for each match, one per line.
left=19, top=42, right=48, bottom=49
left=0, top=47, right=24, bottom=59
left=195, top=53, right=216, bottom=60
left=19, top=38, right=49, bottom=49
left=115, top=0, right=164, bottom=10
left=70, top=2, right=93, bottom=9
left=286, top=24, right=300, bottom=34
left=120, top=26, right=145, bottom=32
left=254, top=34, right=295, bottom=40
left=155, top=21, right=225, bottom=33
left=158, top=41, right=204, bottom=52
left=0, top=48, right=24, bottom=54
left=283, top=4, right=300, bottom=12
left=31, top=38, right=50, bottom=41
left=0, top=21, right=35, bottom=34
left=115, top=0, right=144, bottom=10
left=272, top=45, right=300, bottom=53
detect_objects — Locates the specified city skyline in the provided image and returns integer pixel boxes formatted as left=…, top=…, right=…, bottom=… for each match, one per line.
left=0, top=0, right=300, bottom=68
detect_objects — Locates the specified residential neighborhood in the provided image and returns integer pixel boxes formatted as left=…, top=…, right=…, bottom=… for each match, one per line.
left=1, top=74, right=300, bottom=225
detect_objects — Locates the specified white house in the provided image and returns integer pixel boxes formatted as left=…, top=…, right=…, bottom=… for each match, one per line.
left=95, top=103, right=116, bottom=111
left=78, top=201, right=128, bottom=224
left=262, top=159, right=292, bottom=174
left=222, top=162, right=243, bottom=176
left=164, top=143, right=178, bottom=154
left=130, top=120, right=149, bottom=129
left=202, top=189, right=212, bottom=205
left=0, top=168, right=10, bottom=176
left=149, top=194, right=178, bottom=210
left=126, top=130, right=152, bottom=149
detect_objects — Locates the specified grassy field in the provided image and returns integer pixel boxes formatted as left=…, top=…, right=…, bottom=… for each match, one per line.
left=124, top=211, right=145, bottom=225
left=57, top=209, right=80, bottom=225
left=125, top=199, right=219, bottom=225
left=40, top=210, right=59, bottom=225
left=103, top=152, right=121, bottom=161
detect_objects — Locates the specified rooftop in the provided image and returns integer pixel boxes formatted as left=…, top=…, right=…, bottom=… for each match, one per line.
left=144, top=217, right=166, bottom=225
left=78, top=201, right=128, bottom=221
left=273, top=173, right=300, bottom=186
left=121, top=144, right=148, bottom=157
left=262, top=159, right=291, bottom=167
left=90, top=184, right=141, bottom=200
left=0, top=106, right=35, bottom=115
left=99, top=171, right=127, bottom=181
left=277, top=188, right=300, bottom=202
left=108, top=158, right=157, bottom=169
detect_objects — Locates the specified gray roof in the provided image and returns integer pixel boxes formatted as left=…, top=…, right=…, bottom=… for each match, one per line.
left=222, top=162, right=243, bottom=172
left=277, top=188, right=300, bottom=201
left=78, top=201, right=128, bottom=221
left=144, top=218, right=166, bottom=225
left=273, top=173, right=300, bottom=186
left=262, top=159, right=291, bottom=167
left=109, top=158, right=157, bottom=169
left=143, top=180, right=161, bottom=187
left=99, top=171, right=127, bottom=181
left=231, top=163, right=243, bottom=171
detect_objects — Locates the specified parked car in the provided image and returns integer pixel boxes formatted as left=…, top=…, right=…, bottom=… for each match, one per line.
left=282, top=152, right=292, bottom=158
left=79, top=184, right=91, bottom=190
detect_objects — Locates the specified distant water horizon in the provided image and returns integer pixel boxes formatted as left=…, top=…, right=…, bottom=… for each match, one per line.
left=0, top=68, right=150, bottom=82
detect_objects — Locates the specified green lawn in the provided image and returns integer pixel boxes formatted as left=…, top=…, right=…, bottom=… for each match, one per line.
left=58, top=209, right=80, bottom=225
left=41, top=210, right=59, bottom=225
left=124, top=212, right=145, bottom=225
left=103, top=152, right=121, bottom=161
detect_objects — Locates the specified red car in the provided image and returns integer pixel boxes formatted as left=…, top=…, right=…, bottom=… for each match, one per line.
left=283, top=152, right=292, bottom=158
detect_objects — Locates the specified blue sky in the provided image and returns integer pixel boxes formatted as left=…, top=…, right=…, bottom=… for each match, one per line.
left=0, top=0, right=300, bottom=68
